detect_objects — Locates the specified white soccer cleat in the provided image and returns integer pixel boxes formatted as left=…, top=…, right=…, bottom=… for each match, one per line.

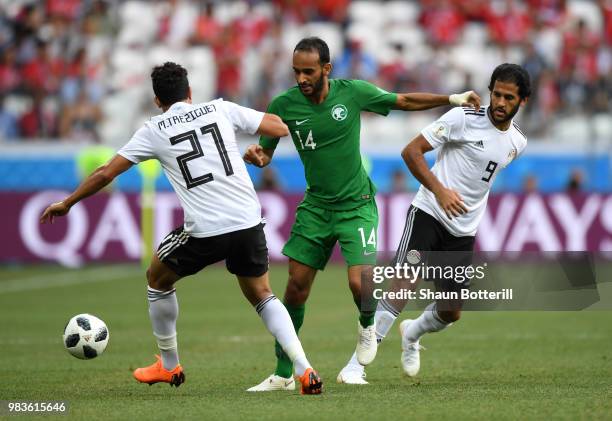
left=356, top=321, right=377, bottom=366
left=246, top=374, right=295, bottom=392
left=399, top=319, right=425, bottom=377
left=337, top=365, right=368, bottom=385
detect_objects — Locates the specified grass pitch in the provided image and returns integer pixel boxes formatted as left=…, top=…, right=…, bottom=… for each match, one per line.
left=0, top=264, right=611, bottom=420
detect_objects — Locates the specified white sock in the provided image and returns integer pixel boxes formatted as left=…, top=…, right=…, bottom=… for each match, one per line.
left=375, top=299, right=400, bottom=341
left=403, top=302, right=450, bottom=343
left=345, top=301, right=400, bottom=369
left=256, top=295, right=311, bottom=377
left=147, top=286, right=179, bottom=370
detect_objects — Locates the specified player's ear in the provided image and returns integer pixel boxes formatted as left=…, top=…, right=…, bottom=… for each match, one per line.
left=322, top=62, right=332, bottom=77
left=520, top=96, right=529, bottom=107
left=154, top=96, right=162, bottom=109
left=187, top=87, right=192, bottom=101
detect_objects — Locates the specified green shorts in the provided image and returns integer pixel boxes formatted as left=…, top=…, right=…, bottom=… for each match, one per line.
left=282, top=199, right=379, bottom=270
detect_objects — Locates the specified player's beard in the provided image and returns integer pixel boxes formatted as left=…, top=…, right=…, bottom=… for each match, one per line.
left=300, top=74, right=325, bottom=99
left=489, top=101, right=521, bottom=125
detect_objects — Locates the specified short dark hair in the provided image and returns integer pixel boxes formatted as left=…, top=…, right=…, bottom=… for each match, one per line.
left=294, top=37, right=330, bottom=65
left=488, top=63, right=532, bottom=99
left=151, top=62, right=190, bottom=106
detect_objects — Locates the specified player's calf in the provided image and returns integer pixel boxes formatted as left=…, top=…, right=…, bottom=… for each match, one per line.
left=283, top=259, right=317, bottom=305
left=436, top=309, right=461, bottom=323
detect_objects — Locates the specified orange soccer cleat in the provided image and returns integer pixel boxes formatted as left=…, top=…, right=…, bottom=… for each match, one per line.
left=298, top=368, right=323, bottom=395
left=133, top=355, right=185, bottom=387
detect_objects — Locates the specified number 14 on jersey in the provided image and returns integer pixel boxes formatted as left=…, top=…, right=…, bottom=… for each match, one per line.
left=358, top=227, right=376, bottom=248
left=295, top=130, right=316, bottom=150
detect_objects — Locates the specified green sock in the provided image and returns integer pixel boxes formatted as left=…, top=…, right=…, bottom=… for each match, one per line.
left=354, top=296, right=375, bottom=328
left=274, top=302, right=305, bottom=378
left=359, top=312, right=375, bottom=328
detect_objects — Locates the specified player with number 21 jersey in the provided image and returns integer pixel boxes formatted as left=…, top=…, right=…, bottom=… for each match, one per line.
left=119, top=99, right=263, bottom=237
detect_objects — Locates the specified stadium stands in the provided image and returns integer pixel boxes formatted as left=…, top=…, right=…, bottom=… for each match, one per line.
left=1, top=0, right=611, bottom=143
left=0, top=0, right=610, bottom=192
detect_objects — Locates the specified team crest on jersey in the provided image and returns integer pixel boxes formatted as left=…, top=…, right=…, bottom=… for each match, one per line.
left=331, top=104, right=348, bottom=121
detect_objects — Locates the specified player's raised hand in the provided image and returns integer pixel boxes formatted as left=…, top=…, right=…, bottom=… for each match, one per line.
left=433, top=186, right=468, bottom=219
left=449, top=90, right=481, bottom=110
left=243, top=144, right=266, bottom=167
left=40, top=201, right=70, bottom=224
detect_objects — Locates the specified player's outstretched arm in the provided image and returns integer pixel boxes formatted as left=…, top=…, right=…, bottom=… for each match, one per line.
left=394, top=91, right=481, bottom=111
left=402, top=135, right=467, bottom=219
left=244, top=113, right=285, bottom=168
left=257, top=113, right=289, bottom=139
left=40, top=155, right=133, bottom=224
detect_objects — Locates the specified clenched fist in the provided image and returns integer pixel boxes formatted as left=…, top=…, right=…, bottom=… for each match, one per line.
left=243, top=144, right=266, bottom=167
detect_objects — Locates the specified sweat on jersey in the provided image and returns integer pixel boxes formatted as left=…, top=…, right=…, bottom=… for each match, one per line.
left=259, top=79, right=397, bottom=211
left=413, top=105, right=527, bottom=237
left=117, top=100, right=264, bottom=238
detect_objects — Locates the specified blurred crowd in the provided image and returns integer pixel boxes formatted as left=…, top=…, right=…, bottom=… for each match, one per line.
left=0, top=0, right=611, bottom=144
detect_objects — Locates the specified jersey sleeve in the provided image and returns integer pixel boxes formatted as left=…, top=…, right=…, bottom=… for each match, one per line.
left=259, top=97, right=282, bottom=150
left=117, top=125, right=156, bottom=163
left=220, top=100, right=264, bottom=135
left=351, top=80, right=397, bottom=116
left=421, top=107, right=466, bottom=149
left=516, top=136, right=527, bottom=157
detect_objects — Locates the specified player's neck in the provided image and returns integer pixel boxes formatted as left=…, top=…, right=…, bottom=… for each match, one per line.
left=487, top=108, right=512, bottom=131
left=161, top=98, right=192, bottom=113
left=307, top=80, right=330, bottom=105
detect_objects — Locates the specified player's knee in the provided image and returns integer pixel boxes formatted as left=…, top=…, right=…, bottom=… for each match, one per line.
left=348, top=280, right=362, bottom=301
left=146, top=268, right=175, bottom=291
left=348, top=273, right=361, bottom=290
left=147, top=274, right=163, bottom=290
left=284, top=277, right=310, bottom=305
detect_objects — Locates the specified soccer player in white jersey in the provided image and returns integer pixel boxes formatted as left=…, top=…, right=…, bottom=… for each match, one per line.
left=40, top=62, right=323, bottom=394
left=340, top=63, right=531, bottom=380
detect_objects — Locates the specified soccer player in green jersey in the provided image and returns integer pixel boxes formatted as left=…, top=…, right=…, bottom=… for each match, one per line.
left=244, top=37, right=481, bottom=390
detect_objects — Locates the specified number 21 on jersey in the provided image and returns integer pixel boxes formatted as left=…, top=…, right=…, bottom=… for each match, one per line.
left=295, top=130, right=316, bottom=150
left=170, top=122, right=233, bottom=189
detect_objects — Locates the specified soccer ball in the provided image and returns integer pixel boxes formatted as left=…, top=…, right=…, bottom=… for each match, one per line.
left=63, top=314, right=109, bottom=359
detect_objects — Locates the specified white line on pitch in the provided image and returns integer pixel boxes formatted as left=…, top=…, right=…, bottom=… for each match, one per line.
left=0, top=266, right=141, bottom=294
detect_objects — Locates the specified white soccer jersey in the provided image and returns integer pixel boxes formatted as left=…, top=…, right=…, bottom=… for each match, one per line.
left=412, top=105, right=527, bottom=237
left=118, top=100, right=264, bottom=237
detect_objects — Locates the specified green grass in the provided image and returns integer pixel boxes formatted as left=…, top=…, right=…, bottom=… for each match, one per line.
left=0, top=264, right=611, bottom=420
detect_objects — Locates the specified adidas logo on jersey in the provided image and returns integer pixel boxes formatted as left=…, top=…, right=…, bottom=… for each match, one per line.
left=475, top=140, right=485, bottom=149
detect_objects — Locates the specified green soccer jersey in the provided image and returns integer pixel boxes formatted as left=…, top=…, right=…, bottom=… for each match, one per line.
left=260, top=79, right=397, bottom=210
